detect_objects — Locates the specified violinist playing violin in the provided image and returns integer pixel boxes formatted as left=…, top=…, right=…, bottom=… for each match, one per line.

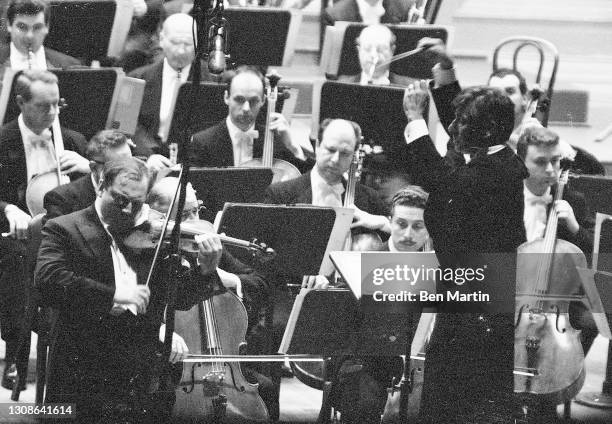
left=0, top=69, right=87, bottom=390
left=34, top=158, right=221, bottom=423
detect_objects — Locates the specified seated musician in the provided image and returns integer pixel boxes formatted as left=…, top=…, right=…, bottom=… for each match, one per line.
left=129, top=13, right=217, bottom=160
left=1, top=0, right=81, bottom=79
left=34, top=157, right=223, bottom=423
left=322, top=0, right=412, bottom=27
left=419, top=37, right=605, bottom=175
left=188, top=65, right=312, bottom=173
left=517, top=126, right=597, bottom=349
left=337, top=24, right=413, bottom=87
left=0, top=69, right=87, bottom=390
left=146, top=176, right=277, bottom=417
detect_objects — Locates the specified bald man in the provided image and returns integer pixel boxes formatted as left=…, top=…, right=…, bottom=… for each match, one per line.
left=129, top=13, right=215, bottom=159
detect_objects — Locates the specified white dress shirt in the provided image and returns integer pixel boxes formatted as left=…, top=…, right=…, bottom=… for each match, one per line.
left=10, top=42, right=47, bottom=70
left=18, top=114, right=56, bottom=182
left=523, top=184, right=553, bottom=242
left=226, top=116, right=259, bottom=166
left=356, top=0, right=385, bottom=24
left=158, top=58, right=191, bottom=142
left=311, top=166, right=344, bottom=207
left=95, top=200, right=150, bottom=316
left=359, top=70, right=390, bottom=86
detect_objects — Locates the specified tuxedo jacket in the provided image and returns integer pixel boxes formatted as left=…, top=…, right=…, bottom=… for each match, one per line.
left=322, top=0, right=412, bottom=26
left=189, top=120, right=313, bottom=174
left=263, top=171, right=387, bottom=217
left=35, top=205, right=218, bottom=408
left=128, top=59, right=217, bottom=157
left=0, top=119, right=87, bottom=232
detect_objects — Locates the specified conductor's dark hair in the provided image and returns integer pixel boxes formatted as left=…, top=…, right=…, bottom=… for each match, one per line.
left=317, top=118, right=362, bottom=151
left=222, top=65, right=266, bottom=98
left=452, top=86, right=515, bottom=151
left=516, top=126, right=559, bottom=160
left=7, top=0, right=50, bottom=25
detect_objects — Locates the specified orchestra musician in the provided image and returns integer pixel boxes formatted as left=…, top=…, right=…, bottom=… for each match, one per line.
left=43, top=130, right=133, bottom=222
left=0, top=69, right=87, bottom=390
left=0, top=0, right=81, bottom=80
left=322, top=0, right=413, bottom=27
left=402, top=82, right=527, bottom=423
left=129, top=12, right=217, bottom=160
left=188, top=65, right=312, bottom=173
left=516, top=126, right=597, bottom=421
left=146, top=176, right=278, bottom=416
left=34, top=157, right=221, bottom=423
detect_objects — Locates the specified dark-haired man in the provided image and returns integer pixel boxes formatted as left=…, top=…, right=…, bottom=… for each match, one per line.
left=35, top=157, right=221, bottom=423
left=403, top=82, right=527, bottom=423
left=0, top=0, right=80, bottom=79
left=189, top=65, right=311, bottom=174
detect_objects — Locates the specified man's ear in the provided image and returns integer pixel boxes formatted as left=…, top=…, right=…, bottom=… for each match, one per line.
left=224, top=90, right=230, bottom=106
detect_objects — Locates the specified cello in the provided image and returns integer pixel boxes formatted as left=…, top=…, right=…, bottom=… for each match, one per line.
left=241, top=71, right=301, bottom=184
left=515, top=164, right=586, bottom=403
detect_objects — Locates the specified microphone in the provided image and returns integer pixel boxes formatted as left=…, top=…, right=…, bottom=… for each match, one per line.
left=208, top=26, right=226, bottom=75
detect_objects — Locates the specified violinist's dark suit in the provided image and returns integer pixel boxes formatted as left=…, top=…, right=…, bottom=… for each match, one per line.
left=405, top=134, right=528, bottom=423
left=35, top=205, right=218, bottom=422
left=189, top=120, right=314, bottom=174
left=0, top=119, right=86, bottom=373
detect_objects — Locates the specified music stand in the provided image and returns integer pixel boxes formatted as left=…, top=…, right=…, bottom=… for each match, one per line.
left=316, top=81, right=409, bottom=171
left=167, top=82, right=288, bottom=146
left=321, top=23, right=451, bottom=79
left=0, top=68, right=122, bottom=140
left=224, top=7, right=301, bottom=67
left=188, top=167, right=273, bottom=222
left=47, top=0, right=118, bottom=64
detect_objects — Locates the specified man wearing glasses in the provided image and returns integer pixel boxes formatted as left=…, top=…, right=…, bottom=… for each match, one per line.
left=0, top=69, right=87, bottom=390
left=189, top=65, right=311, bottom=172
left=35, top=157, right=222, bottom=422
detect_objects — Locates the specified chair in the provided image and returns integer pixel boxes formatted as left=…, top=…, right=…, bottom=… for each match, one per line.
left=492, top=36, right=559, bottom=127
left=10, top=213, right=58, bottom=404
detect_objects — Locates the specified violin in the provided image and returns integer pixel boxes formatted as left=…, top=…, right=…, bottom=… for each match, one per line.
left=515, top=164, right=586, bottom=403
left=241, top=71, right=301, bottom=183
left=122, top=209, right=275, bottom=259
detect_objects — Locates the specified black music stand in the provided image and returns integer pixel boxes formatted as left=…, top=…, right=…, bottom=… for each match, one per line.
left=47, top=0, right=117, bottom=64
left=167, top=82, right=288, bottom=146
left=318, top=81, right=409, bottom=172
left=188, top=167, right=273, bottom=222
left=0, top=68, right=121, bottom=140
left=224, top=7, right=299, bottom=67
left=323, top=23, right=449, bottom=79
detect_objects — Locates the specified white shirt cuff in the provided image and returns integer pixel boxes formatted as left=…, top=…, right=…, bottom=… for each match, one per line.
left=432, top=63, right=457, bottom=88
left=404, top=119, right=429, bottom=144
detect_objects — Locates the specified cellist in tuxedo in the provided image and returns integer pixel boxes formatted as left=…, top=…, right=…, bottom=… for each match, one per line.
left=0, top=69, right=88, bottom=390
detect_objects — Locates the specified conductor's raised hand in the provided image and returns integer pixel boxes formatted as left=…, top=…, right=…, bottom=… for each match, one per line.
left=403, top=80, right=429, bottom=122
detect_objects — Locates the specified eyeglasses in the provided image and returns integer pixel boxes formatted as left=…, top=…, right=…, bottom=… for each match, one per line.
left=107, top=189, right=145, bottom=212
